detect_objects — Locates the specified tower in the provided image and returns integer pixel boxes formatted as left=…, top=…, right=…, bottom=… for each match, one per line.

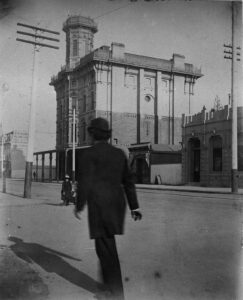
left=63, top=16, right=98, bottom=69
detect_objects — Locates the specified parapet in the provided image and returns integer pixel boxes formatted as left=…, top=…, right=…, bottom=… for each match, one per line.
left=63, top=15, right=98, bottom=33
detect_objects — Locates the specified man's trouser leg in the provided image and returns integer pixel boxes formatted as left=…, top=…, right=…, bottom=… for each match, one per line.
left=95, top=237, right=124, bottom=300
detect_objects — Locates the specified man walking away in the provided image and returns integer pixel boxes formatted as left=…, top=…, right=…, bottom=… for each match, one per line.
left=74, top=117, right=142, bottom=300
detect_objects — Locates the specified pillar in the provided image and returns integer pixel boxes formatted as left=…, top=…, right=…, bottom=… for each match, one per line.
left=41, top=153, right=45, bottom=182
left=155, top=71, right=161, bottom=144
left=137, top=69, right=144, bottom=144
left=56, top=151, right=59, bottom=182
left=49, top=152, right=52, bottom=182
left=36, top=154, right=38, bottom=181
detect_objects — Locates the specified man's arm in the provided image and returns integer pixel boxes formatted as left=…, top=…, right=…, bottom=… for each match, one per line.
left=122, top=156, right=142, bottom=221
left=74, top=150, right=93, bottom=219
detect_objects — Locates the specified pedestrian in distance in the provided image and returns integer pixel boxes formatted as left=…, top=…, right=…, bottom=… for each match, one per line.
left=61, top=174, right=72, bottom=206
left=74, top=117, right=142, bottom=300
left=33, top=171, right=36, bottom=181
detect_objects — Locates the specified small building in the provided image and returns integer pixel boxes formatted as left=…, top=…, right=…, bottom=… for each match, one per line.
left=128, top=143, right=182, bottom=185
left=0, top=130, right=28, bottom=178
left=182, top=105, right=243, bottom=187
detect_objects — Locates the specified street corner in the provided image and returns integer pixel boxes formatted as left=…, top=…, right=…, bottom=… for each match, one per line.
left=0, top=245, right=49, bottom=300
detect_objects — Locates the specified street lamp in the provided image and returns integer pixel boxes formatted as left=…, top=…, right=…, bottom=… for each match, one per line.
left=68, top=74, right=78, bottom=202
left=72, top=96, right=77, bottom=184
left=71, top=96, right=78, bottom=202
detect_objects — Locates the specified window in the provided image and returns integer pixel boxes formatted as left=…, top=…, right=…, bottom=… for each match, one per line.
left=238, top=145, right=243, bottom=171
left=72, top=98, right=77, bottom=110
left=71, top=80, right=77, bottom=88
left=145, top=77, right=151, bottom=87
left=91, top=92, right=95, bottom=110
left=73, top=39, right=78, bottom=56
left=126, top=75, right=135, bottom=86
left=210, top=136, right=222, bottom=172
left=213, top=148, right=222, bottom=171
left=81, top=95, right=86, bottom=113
left=66, top=97, right=69, bottom=112
left=144, top=121, right=150, bottom=136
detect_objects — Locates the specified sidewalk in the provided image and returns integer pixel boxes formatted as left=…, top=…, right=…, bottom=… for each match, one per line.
left=9, top=178, right=243, bottom=195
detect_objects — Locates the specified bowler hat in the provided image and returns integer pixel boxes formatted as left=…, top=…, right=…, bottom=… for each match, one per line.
left=88, top=118, right=111, bottom=133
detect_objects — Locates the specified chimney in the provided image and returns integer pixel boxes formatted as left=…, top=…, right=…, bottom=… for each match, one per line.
left=111, top=42, right=125, bottom=60
left=172, top=53, right=185, bottom=70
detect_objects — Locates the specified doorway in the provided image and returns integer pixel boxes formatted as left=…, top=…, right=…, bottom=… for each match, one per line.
left=136, top=158, right=150, bottom=184
left=188, top=138, right=200, bottom=183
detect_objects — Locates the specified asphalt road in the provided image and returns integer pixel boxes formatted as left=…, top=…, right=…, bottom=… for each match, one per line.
left=0, top=180, right=242, bottom=300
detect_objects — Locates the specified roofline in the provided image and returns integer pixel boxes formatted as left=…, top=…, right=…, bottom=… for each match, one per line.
left=50, top=49, right=203, bottom=85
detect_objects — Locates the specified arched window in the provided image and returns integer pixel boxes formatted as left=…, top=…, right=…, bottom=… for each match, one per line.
left=73, top=39, right=78, bottom=56
left=91, top=91, right=95, bottom=110
left=143, top=121, right=150, bottom=137
left=210, top=136, right=222, bottom=172
left=81, top=95, right=86, bottom=113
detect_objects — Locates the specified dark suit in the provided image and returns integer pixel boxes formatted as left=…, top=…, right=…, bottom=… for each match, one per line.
left=61, top=180, right=72, bottom=205
left=76, top=141, right=139, bottom=299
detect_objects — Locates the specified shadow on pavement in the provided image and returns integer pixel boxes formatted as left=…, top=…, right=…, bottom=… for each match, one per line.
left=43, top=202, right=66, bottom=206
left=8, top=236, right=102, bottom=296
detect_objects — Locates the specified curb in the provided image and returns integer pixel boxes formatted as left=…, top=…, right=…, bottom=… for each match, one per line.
left=135, top=185, right=243, bottom=195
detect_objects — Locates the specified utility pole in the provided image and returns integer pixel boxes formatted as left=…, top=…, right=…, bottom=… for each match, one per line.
left=0, top=102, right=4, bottom=192
left=72, top=103, right=76, bottom=183
left=223, top=1, right=241, bottom=193
left=0, top=83, right=8, bottom=193
left=16, top=23, right=59, bottom=198
left=1, top=133, right=6, bottom=193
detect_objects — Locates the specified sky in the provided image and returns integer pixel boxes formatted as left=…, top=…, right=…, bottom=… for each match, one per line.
left=0, top=0, right=242, bottom=151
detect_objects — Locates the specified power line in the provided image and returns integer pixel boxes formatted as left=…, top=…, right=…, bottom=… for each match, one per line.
left=93, top=2, right=134, bottom=20
left=36, top=131, right=55, bottom=135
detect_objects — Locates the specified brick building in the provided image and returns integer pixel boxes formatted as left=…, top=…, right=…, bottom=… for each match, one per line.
left=49, top=15, right=203, bottom=180
left=182, top=105, right=243, bottom=187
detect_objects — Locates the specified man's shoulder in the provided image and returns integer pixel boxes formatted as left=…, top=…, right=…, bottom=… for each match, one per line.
left=111, top=145, right=128, bottom=158
left=76, top=147, right=92, bottom=162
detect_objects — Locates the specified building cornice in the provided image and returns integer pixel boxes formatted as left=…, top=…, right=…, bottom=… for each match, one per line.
left=50, top=46, right=203, bottom=86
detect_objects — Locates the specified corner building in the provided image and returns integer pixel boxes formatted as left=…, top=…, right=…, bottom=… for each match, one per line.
left=182, top=106, right=243, bottom=187
left=50, top=16, right=203, bottom=151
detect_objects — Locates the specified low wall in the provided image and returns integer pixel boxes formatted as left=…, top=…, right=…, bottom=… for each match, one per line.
left=11, top=169, right=25, bottom=179
left=151, top=164, right=182, bottom=185
left=33, top=166, right=57, bottom=181
left=201, top=172, right=243, bottom=188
